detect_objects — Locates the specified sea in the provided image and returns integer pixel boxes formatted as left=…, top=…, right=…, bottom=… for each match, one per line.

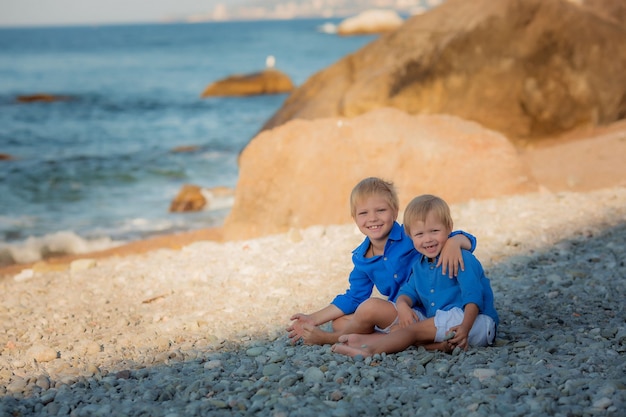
left=0, top=18, right=375, bottom=266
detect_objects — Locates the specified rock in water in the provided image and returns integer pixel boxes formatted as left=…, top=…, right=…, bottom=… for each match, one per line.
left=201, top=69, right=294, bottom=97
left=16, top=93, right=71, bottom=103
left=169, top=184, right=206, bottom=212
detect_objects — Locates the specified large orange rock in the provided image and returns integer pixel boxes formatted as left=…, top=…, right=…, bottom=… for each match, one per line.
left=261, top=0, right=626, bottom=142
left=223, top=108, right=538, bottom=241
left=201, top=69, right=294, bottom=97
left=582, top=0, right=626, bottom=25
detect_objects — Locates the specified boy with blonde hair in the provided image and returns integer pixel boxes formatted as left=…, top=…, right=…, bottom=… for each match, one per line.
left=288, top=180, right=477, bottom=346
left=332, top=194, right=498, bottom=356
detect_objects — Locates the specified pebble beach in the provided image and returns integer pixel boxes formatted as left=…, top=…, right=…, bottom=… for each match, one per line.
left=1, top=186, right=625, bottom=416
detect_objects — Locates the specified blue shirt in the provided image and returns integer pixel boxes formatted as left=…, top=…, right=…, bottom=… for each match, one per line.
left=398, top=249, right=499, bottom=325
left=331, top=222, right=476, bottom=314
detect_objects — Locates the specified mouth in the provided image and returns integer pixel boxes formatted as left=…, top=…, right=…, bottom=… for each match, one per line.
left=424, top=243, right=438, bottom=252
left=368, top=225, right=382, bottom=231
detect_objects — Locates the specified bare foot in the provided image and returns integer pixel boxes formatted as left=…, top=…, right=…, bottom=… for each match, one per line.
left=301, top=323, right=339, bottom=345
left=331, top=333, right=387, bottom=357
left=337, top=332, right=385, bottom=346
left=423, top=341, right=455, bottom=353
left=331, top=342, right=372, bottom=358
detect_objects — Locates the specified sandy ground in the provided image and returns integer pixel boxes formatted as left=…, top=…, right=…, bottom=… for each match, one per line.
left=1, top=121, right=625, bottom=399
left=1, top=120, right=625, bottom=279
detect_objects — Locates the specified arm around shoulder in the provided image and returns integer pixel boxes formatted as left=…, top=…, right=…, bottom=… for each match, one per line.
left=448, top=230, right=476, bottom=252
left=438, top=232, right=475, bottom=277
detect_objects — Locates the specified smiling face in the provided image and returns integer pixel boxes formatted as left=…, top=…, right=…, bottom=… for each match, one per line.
left=353, top=193, right=398, bottom=244
left=403, top=195, right=454, bottom=261
left=407, top=210, right=451, bottom=260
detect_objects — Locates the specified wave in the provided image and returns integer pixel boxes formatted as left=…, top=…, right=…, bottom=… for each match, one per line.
left=0, top=231, right=124, bottom=266
left=0, top=201, right=232, bottom=267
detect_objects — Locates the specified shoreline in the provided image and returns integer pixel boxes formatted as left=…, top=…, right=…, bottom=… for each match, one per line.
left=0, top=227, right=224, bottom=279
left=3, top=119, right=625, bottom=280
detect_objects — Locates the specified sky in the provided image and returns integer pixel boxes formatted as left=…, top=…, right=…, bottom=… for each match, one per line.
left=0, top=0, right=249, bottom=27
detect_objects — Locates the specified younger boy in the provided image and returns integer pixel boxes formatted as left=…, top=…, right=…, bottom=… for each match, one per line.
left=332, top=194, right=498, bottom=356
left=287, top=179, right=477, bottom=346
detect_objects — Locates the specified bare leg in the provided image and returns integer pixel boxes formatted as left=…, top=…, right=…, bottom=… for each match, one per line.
left=342, top=298, right=397, bottom=334
left=299, top=299, right=396, bottom=345
left=333, top=318, right=438, bottom=357
left=331, top=314, right=352, bottom=333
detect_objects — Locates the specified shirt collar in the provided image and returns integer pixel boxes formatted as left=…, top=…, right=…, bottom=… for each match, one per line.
left=418, top=252, right=439, bottom=265
left=355, top=221, right=403, bottom=257
left=388, top=221, right=404, bottom=242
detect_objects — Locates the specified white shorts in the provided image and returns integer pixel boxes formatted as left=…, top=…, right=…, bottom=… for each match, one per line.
left=376, top=306, right=496, bottom=347
left=433, top=307, right=496, bottom=347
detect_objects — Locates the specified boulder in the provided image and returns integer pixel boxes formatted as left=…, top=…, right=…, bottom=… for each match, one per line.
left=169, top=184, right=235, bottom=212
left=16, top=93, right=70, bottom=103
left=337, top=9, right=404, bottom=36
left=170, top=145, right=200, bottom=153
left=201, top=69, right=294, bottom=97
left=223, top=108, right=537, bottom=241
left=260, top=0, right=626, bottom=143
left=582, top=0, right=626, bottom=26
left=169, top=184, right=206, bottom=212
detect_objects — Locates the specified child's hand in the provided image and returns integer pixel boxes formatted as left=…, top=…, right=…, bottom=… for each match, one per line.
left=287, top=313, right=314, bottom=328
left=397, top=304, right=418, bottom=328
left=437, top=237, right=464, bottom=278
left=287, top=313, right=314, bottom=343
left=447, top=325, right=470, bottom=350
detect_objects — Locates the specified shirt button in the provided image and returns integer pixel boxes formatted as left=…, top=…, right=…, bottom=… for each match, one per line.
left=383, top=257, right=387, bottom=261
left=394, top=274, right=398, bottom=278
left=431, top=302, right=435, bottom=307
left=430, top=289, right=434, bottom=293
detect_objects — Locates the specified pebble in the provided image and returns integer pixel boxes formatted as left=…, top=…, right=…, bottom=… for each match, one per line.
left=1, top=188, right=626, bottom=416
left=25, top=345, right=58, bottom=363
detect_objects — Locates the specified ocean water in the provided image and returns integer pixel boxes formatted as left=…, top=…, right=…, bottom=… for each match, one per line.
left=0, top=19, right=374, bottom=265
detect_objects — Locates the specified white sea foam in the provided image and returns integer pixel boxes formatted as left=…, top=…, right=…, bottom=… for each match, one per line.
left=0, top=231, right=124, bottom=266
left=317, top=22, right=338, bottom=34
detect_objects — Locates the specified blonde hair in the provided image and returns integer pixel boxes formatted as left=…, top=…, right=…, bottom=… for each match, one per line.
left=350, top=177, right=399, bottom=218
left=403, top=195, right=453, bottom=235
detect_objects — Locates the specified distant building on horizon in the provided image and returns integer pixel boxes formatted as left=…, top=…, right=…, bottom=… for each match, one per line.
left=179, top=0, right=445, bottom=23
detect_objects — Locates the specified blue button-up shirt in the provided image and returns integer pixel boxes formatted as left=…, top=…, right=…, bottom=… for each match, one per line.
left=331, top=222, right=476, bottom=315
left=398, top=249, right=499, bottom=325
